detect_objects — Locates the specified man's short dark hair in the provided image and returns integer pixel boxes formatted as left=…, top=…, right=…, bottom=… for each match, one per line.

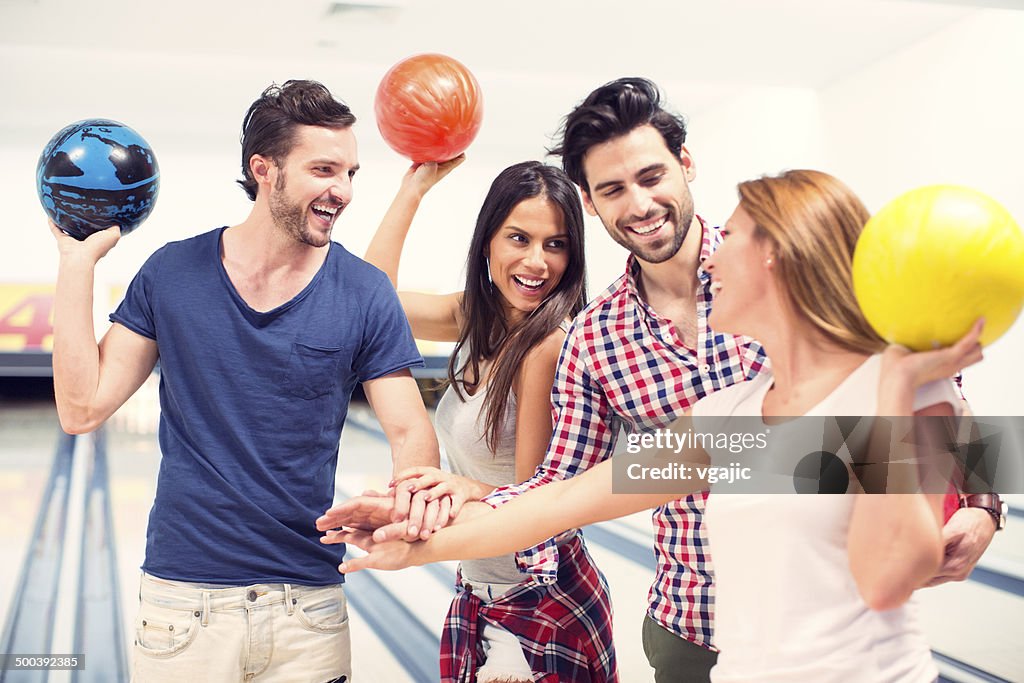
left=237, top=80, right=356, bottom=201
left=549, top=77, right=687, bottom=193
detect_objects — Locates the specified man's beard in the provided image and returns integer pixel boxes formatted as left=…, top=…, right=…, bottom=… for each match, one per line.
left=609, top=199, right=694, bottom=264
left=269, top=172, right=331, bottom=248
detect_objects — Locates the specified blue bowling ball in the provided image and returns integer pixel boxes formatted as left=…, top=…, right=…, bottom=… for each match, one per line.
left=36, top=119, right=160, bottom=241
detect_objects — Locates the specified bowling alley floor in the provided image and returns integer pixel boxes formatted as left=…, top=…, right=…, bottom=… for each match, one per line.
left=1, top=380, right=1022, bottom=682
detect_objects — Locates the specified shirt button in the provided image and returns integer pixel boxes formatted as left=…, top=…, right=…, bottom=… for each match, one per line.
left=701, top=364, right=711, bottom=374
left=247, top=590, right=258, bottom=602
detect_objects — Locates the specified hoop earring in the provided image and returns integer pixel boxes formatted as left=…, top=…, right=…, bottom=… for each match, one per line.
left=485, top=257, right=493, bottom=286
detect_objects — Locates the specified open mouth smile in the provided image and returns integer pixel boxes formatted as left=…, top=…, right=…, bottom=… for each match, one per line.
left=627, top=214, right=668, bottom=236
left=310, top=202, right=341, bottom=225
left=512, top=274, right=547, bottom=294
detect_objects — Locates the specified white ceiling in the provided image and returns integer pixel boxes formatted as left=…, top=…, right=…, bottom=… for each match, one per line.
left=0, top=0, right=976, bottom=85
left=0, top=0, right=984, bottom=147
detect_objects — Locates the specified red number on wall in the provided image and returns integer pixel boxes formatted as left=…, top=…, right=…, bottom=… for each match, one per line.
left=0, top=294, right=55, bottom=349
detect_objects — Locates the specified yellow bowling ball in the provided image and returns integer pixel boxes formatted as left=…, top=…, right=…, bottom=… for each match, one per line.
left=852, top=185, right=1024, bottom=350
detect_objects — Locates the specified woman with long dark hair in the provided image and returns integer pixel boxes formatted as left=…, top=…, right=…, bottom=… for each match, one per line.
left=363, top=157, right=615, bottom=682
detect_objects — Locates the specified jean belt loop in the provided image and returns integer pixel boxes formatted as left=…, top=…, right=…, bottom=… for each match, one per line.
left=285, top=584, right=294, bottom=616
left=201, top=591, right=210, bottom=627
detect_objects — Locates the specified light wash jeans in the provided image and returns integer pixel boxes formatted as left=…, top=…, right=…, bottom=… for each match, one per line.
left=132, top=572, right=351, bottom=682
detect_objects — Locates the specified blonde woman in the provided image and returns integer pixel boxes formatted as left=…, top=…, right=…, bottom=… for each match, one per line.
left=332, top=170, right=981, bottom=683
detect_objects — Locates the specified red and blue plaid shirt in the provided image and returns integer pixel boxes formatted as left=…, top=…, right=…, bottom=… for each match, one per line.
left=483, top=221, right=766, bottom=649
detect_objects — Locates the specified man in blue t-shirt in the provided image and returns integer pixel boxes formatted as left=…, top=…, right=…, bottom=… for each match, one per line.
left=48, top=79, right=441, bottom=682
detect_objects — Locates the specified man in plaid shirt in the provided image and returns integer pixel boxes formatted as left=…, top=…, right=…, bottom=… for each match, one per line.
left=318, top=76, right=1000, bottom=682
left=479, top=77, right=765, bottom=682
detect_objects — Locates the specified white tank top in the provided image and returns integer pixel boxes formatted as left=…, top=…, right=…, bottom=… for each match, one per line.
left=694, top=354, right=959, bottom=683
left=434, top=355, right=532, bottom=585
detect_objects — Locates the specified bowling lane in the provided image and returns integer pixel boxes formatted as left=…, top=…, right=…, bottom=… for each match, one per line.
left=0, top=398, right=61, bottom=633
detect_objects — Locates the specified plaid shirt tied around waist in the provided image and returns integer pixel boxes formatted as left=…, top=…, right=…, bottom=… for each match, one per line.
left=440, top=535, right=617, bottom=682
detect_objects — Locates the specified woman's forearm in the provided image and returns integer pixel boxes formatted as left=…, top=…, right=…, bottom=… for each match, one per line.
left=848, top=493, right=944, bottom=610
left=365, top=185, right=423, bottom=286
left=407, top=460, right=678, bottom=565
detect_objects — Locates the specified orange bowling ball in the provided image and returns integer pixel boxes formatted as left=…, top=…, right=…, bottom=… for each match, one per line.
left=374, top=53, right=483, bottom=163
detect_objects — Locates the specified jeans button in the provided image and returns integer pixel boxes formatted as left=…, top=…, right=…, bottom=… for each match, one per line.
left=247, top=590, right=258, bottom=602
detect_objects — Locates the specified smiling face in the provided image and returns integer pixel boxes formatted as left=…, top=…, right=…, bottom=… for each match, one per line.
left=485, top=195, right=571, bottom=323
left=261, top=124, right=359, bottom=247
left=704, top=204, right=777, bottom=337
left=580, top=124, right=696, bottom=264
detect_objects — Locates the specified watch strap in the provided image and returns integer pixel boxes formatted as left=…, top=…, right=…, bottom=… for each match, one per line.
left=962, top=493, right=1006, bottom=531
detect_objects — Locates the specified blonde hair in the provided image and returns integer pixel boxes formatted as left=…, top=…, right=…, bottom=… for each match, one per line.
left=737, top=170, right=885, bottom=354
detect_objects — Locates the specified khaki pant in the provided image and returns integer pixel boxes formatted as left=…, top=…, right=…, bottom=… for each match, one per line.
left=132, top=572, right=351, bottom=682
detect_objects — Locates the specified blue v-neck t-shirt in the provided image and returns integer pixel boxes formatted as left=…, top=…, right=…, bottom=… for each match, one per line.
left=111, top=227, right=422, bottom=585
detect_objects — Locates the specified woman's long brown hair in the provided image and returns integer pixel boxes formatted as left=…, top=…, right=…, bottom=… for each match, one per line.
left=449, top=161, right=588, bottom=451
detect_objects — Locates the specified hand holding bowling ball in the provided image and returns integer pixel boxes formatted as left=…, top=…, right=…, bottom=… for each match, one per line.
left=36, top=119, right=160, bottom=241
left=375, top=53, right=483, bottom=163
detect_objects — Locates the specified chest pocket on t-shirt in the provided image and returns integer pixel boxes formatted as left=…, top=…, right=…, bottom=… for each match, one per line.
left=285, top=342, right=346, bottom=400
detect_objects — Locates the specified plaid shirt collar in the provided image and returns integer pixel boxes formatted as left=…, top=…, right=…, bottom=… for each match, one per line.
left=623, top=215, right=717, bottom=319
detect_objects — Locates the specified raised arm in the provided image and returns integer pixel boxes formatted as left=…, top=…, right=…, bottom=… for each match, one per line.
left=848, top=321, right=984, bottom=611
left=365, top=158, right=465, bottom=342
left=50, top=224, right=158, bottom=433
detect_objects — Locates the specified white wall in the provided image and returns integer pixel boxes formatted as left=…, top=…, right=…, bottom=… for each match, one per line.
left=0, top=45, right=824, bottom=332
left=820, top=9, right=1024, bottom=415
left=1, top=6, right=1021, bottom=412
left=690, top=86, right=826, bottom=223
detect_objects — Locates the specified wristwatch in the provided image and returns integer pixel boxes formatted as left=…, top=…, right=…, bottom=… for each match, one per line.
left=961, top=493, right=1007, bottom=531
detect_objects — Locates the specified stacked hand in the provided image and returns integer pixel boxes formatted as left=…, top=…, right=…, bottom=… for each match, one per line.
left=927, top=506, right=997, bottom=586
left=317, top=466, right=493, bottom=573
left=317, top=466, right=484, bottom=543
left=317, top=484, right=447, bottom=544
left=322, top=527, right=421, bottom=574
left=315, top=483, right=444, bottom=575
